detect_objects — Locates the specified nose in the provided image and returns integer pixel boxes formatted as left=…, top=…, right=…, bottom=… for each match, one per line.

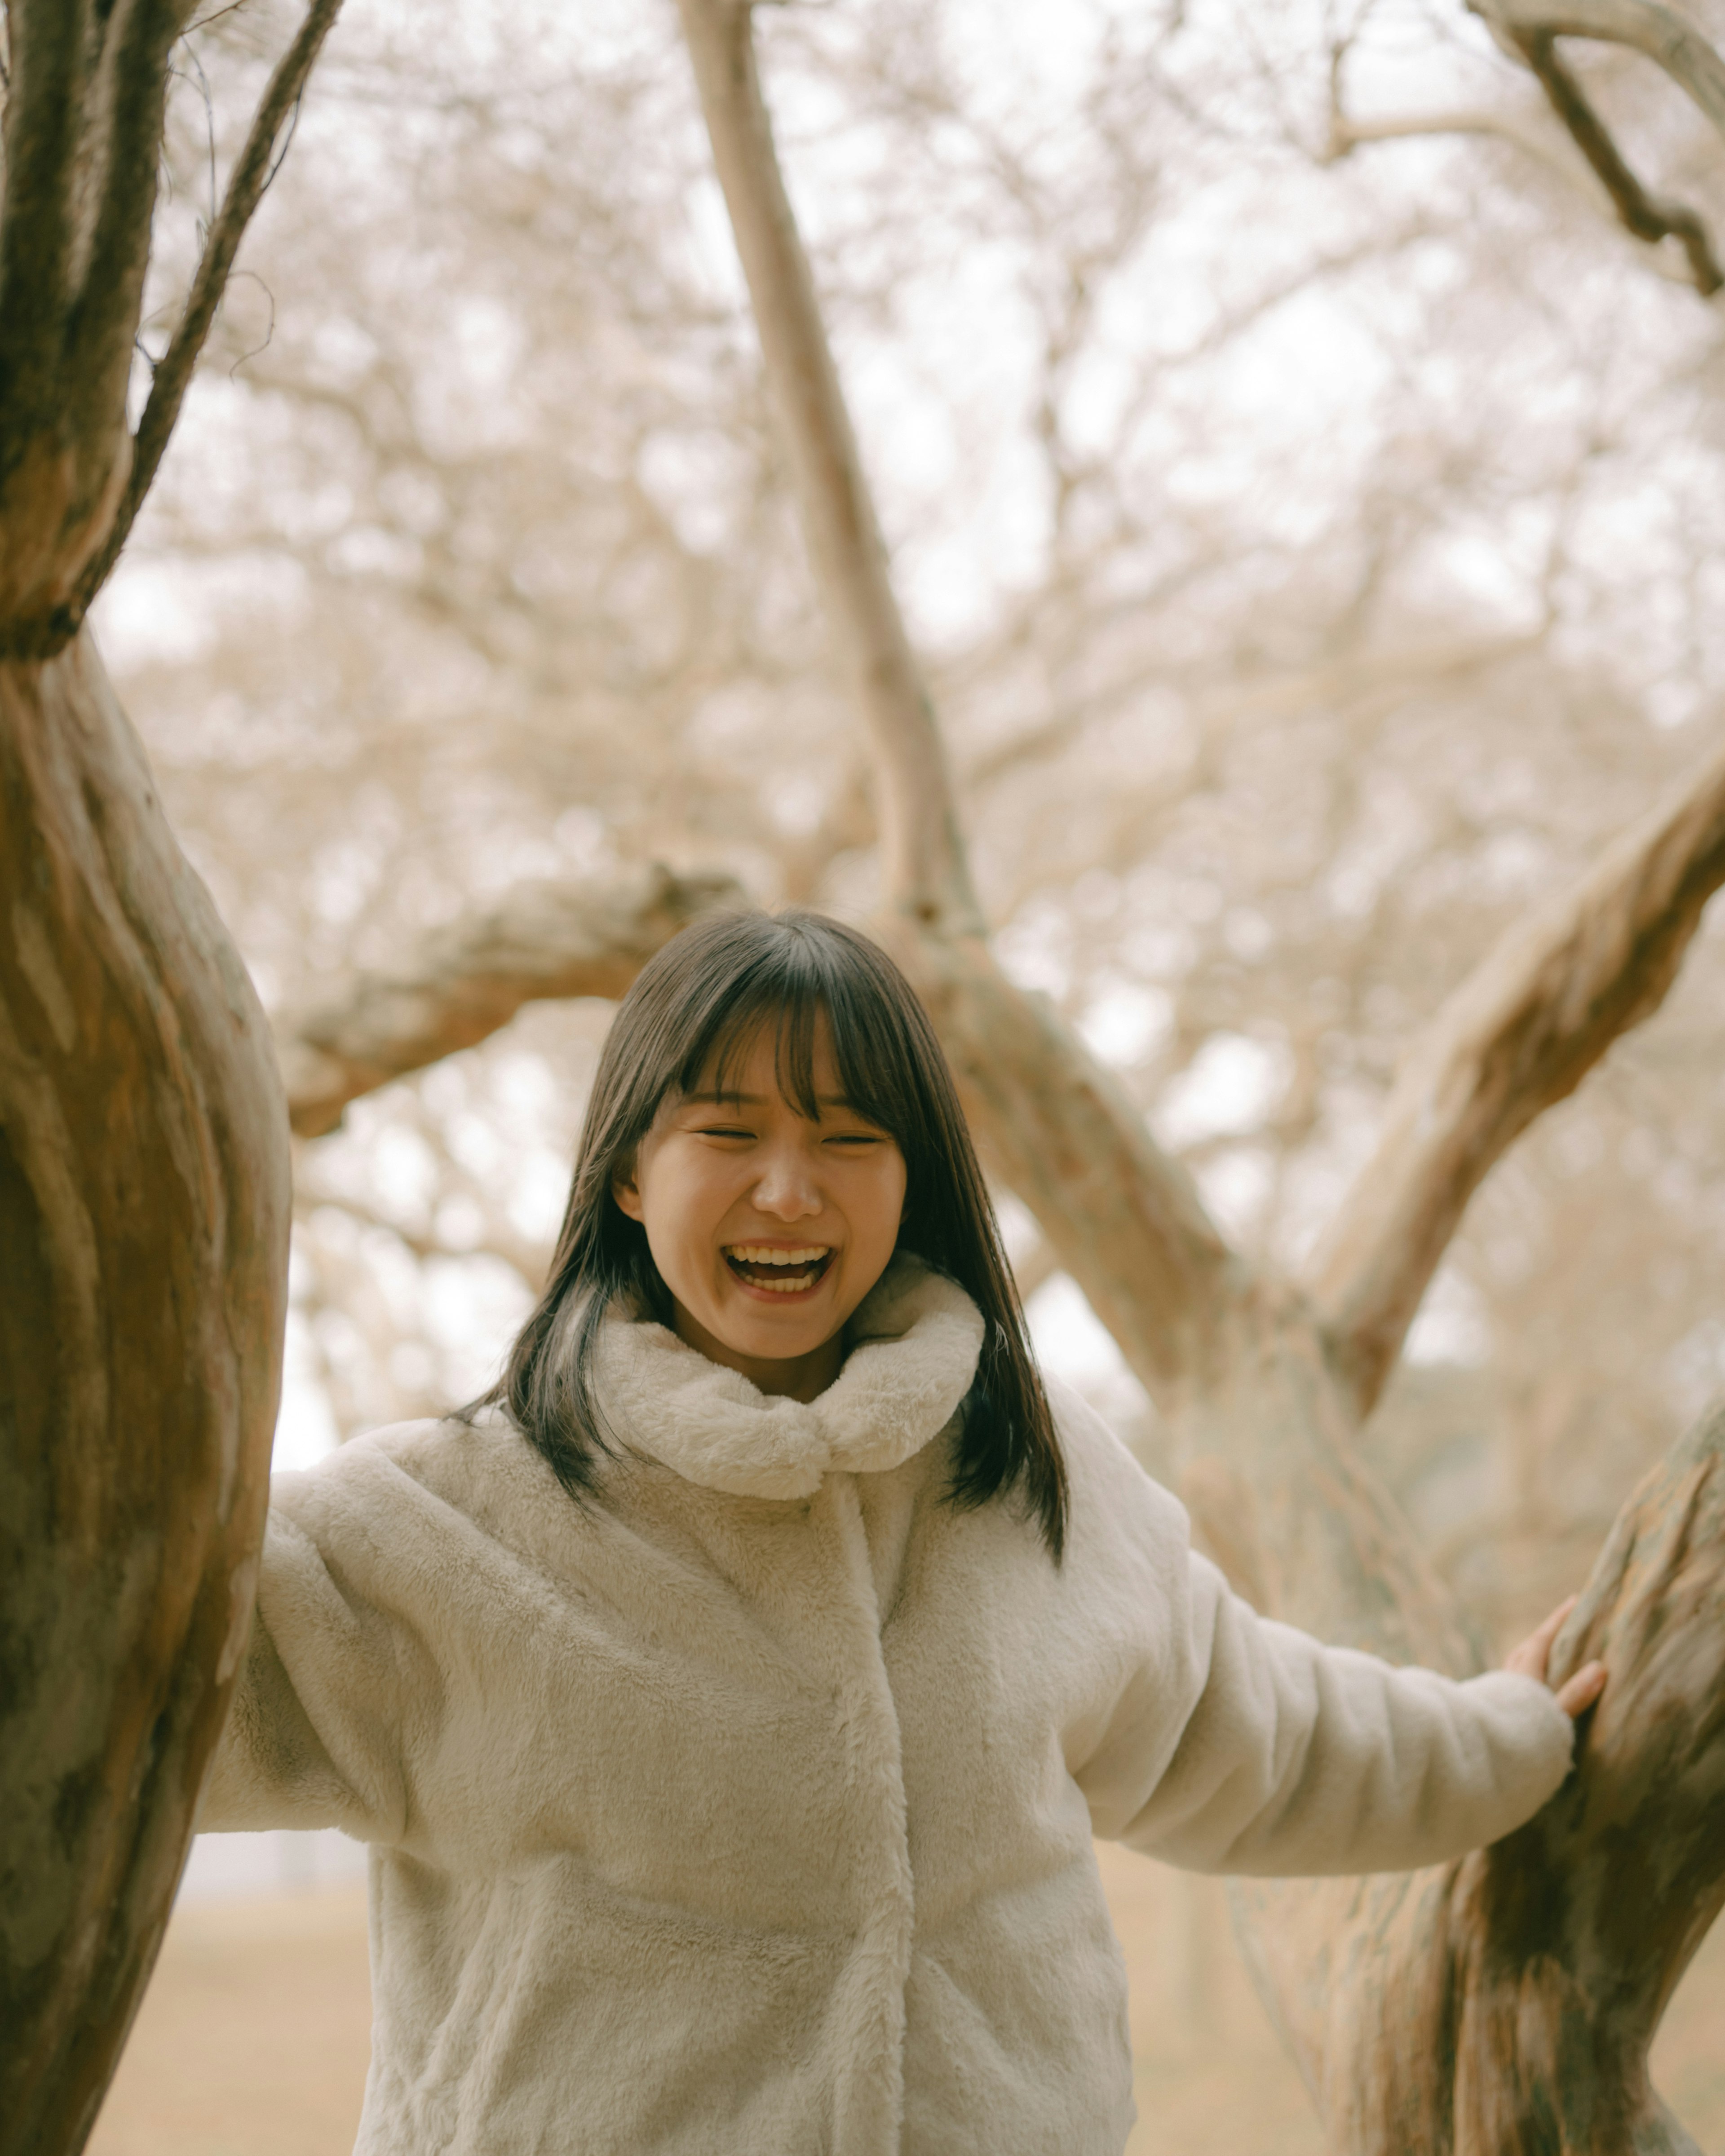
left=750, top=1135, right=823, bottom=1222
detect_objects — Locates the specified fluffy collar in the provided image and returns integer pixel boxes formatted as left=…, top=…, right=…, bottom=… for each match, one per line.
left=591, top=1255, right=986, bottom=1500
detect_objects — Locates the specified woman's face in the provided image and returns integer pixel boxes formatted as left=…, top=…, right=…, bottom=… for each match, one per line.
left=612, top=1018, right=907, bottom=1400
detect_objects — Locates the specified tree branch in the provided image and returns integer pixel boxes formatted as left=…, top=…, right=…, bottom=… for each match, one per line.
left=80, top=0, right=348, bottom=604
left=920, top=936, right=1246, bottom=1396
left=0, top=0, right=345, bottom=652
left=1326, top=96, right=1708, bottom=286
left=0, top=0, right=92, bottom=421
left=279, top=864, right=743, bottom=1136
left=676, top=0, right=1250, bottom=1394
left=674, top=0, right=980, bottom=938
left=1468, top=0, right=1725, bottom=293
left=1523, top=32, right=1722, bottom=292
left=1311, top=733, right=1725, bottom=1419
left=70, top=0, right=207, bottom=453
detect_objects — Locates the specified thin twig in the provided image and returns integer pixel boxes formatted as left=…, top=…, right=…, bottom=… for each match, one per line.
left=1466, top=0, right=1725, bottom=294
left=78, top=0, right=346, bottom=605
left=1521, top=31, right=1723, bottom=292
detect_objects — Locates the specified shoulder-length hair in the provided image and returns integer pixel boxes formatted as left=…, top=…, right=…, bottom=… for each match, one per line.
left=475, top=908, right=1067, bottom=1556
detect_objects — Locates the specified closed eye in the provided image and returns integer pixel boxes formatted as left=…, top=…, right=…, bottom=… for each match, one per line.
left=695, top=1124, right=756, bottom=1140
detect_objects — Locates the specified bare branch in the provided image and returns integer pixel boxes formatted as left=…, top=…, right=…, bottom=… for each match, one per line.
left=1311, top=733, right=1725, bottom=1418
left=71, top=2, right=209, bottom=449
left=675, top=0, right=981, bottom=937
left=923, top=936, right=1244, bottom=1396
left=1524, top=32, right=1722, bottom=291
left=1326, top=95, right=1709, bottom=286
left=80, top=0, right=348, bottom=604
left=1468, top=0, right=1725, bottom=293
left=1474, top=0, right=1725, bottom=131
left=279, top=864, right=743, bottom=1137
left=1327, top=101, right=1592, bottom=194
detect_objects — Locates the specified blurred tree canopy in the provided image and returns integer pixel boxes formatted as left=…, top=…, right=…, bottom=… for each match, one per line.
left=104, top=0, right=1725, bottom=1635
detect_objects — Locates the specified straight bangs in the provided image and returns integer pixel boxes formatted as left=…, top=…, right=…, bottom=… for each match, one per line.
left=689, top=950, right=938, bottom=1209
left=471, top=909, right=1067, bottom=1556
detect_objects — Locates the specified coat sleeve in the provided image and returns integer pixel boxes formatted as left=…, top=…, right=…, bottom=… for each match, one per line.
left=1053, top=1387, right=1576, bottom=1877
left=198, top=1457, right=412, bottom=1844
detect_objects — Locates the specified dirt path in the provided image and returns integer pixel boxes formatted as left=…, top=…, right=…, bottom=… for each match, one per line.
left=89, top=1843, right=1723, bottom=2154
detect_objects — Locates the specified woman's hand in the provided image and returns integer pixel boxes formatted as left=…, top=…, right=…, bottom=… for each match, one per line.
left=1505, top=1594, right=1607, bottom=1719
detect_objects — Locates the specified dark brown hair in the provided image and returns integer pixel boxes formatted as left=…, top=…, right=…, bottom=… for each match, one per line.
left=473, top=908, right=1067, bottom=1555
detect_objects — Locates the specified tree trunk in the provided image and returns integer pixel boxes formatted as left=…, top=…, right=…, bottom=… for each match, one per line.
left=1214, top=1377, right=1725, bottom=2156
left=0, top=634, right=291, bottom=2156
left=1, top=4, right=340, bottom=2131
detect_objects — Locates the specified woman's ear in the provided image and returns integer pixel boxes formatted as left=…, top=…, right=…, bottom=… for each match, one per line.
left=612, top=1155, right=645, bottom=1222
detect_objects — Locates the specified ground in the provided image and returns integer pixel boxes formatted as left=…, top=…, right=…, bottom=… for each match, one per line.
left=88, top=1843, right=1725, bottom=2154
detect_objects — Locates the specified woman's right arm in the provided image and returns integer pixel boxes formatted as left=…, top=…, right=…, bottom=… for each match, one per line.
left=200, top=1477, right=410, bottom=1843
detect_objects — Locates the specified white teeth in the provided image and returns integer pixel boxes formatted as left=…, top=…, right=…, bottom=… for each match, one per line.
left=724, top=1245, right=831, bottom=1266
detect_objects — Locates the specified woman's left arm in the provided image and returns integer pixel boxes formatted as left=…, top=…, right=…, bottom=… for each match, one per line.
left=1084, top=1554, right=1599, bottom=1878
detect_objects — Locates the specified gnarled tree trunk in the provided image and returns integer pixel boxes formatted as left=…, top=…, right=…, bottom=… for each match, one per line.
left=0, top=637, right=290, bottom=2156
left=0, top=3, right=340, bottom=2147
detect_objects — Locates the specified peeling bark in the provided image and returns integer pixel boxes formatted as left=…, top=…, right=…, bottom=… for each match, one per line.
left=278, top=864, right=744, bottom=1136
left=0, top=637, right=291, bottom=2156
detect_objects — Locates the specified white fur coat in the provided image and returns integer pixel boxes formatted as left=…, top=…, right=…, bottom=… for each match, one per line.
left=202, top=1260, right=1574, bottom=2156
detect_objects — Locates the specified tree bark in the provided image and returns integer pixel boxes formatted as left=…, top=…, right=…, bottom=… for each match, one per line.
left=0, top=636, right=291, bottom=2156
left=1229, top=1395, right=1725, bottom=2156
left=0, top=5, right=336, bottom=2145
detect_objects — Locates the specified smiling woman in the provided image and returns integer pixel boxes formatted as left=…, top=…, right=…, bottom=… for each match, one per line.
left=612, top=1029, right=909, bottom=1400
left=196, top=904, right=1597, bottom=2156
left=481, top=905, right=1068, bottom=1543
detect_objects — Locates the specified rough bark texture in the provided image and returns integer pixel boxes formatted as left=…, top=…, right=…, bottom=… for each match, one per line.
left=0, top=0, right=191, bottom=643
left=0, top=4, right=330, bottom=2147
left=1228, top=1392, right=1725, bottom=2156
left=279, top=864, right=744, bottom=1136
left=675, top=4, right=1725, bottom=2149
left=0, top=637, right=291, bottom=2156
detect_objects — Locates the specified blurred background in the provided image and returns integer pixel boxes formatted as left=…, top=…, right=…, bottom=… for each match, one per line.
left=86, top=0, right=1725, bottom=2145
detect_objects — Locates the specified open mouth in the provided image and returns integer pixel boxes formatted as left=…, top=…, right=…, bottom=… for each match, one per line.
left=722, top=1244, right=834, bottom=1295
